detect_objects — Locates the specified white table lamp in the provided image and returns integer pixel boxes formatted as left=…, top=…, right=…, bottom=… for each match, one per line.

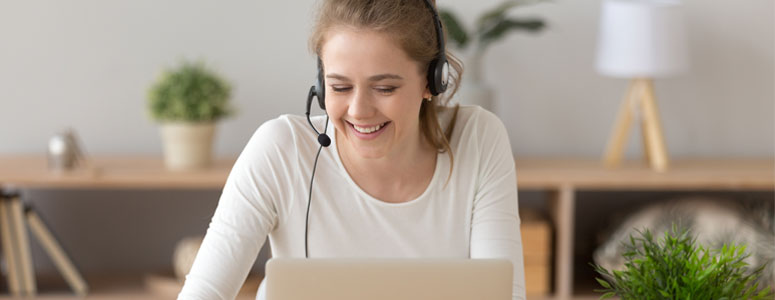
left=596, top=0, right=689, bottom=172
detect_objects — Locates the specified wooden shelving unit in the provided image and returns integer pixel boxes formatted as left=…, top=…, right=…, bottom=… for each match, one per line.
left=514, top=157, right=774, bottom=299
left=0, top=156, right=772, bottom=299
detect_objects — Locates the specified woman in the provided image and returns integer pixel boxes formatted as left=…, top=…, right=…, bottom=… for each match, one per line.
left=178, top=0, right=526, bottom=299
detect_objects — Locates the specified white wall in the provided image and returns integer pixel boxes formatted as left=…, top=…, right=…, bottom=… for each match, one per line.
left=0, top=0, right=772, bottom=275
left=1, top=0, right=772, bottom=157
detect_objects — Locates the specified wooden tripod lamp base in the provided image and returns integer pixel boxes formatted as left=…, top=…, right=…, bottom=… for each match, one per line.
left=603, top=78, right=670, bottom=172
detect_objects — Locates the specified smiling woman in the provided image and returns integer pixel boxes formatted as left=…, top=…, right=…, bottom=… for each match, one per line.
left=323, top=29, right=433, bottom=166
left=177, top=1, right=526, bottom=300
left=310, top=0, right=465, bottom=175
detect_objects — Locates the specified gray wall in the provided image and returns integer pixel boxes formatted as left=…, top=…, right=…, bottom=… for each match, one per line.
left=0, top=0, right=772, bottom=276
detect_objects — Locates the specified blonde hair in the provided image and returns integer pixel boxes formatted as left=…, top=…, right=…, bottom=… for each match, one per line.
left=309, top=0, right=463, bottom=177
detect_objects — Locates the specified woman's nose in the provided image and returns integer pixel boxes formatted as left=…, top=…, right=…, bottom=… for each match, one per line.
left=347, top=88, right=375, bottom=119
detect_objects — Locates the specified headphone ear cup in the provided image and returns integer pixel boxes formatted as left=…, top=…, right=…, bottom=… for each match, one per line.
left=427, top=58, right=440, bottom=96
left=315, top=73, right=326, bottom=110
left=427, top=57, right=449, bottom=96
left=316, top=58, right=326, bottom=110
left=437, top=57, right=449, bottom=94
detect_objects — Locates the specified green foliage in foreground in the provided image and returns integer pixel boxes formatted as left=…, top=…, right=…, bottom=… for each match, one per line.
left=593, top=225, right=773, bottom=300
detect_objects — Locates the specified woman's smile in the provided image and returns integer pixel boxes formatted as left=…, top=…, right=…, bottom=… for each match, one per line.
left=347, top=120, right=391, bottom=140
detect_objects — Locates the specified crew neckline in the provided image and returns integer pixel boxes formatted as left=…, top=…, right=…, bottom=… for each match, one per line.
left=329, top=119, right=443, bottom=207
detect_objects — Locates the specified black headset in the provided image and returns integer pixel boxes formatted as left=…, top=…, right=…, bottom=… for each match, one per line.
left=305, top=58, right=331, bottom=147
left=304, top=0, right=449, bottom=258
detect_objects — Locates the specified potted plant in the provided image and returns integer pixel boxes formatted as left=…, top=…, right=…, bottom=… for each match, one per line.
left=593, top=225, right=773, bottom=299
left=439, top=0, right=545, bottom=111
left=147, top=60, right=233, bottom=170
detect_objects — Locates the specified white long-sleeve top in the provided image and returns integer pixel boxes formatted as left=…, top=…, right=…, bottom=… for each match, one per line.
left=177, top=105, right=526, bottom=300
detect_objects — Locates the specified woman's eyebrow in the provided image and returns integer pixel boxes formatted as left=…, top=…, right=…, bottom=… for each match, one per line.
left=368, top=74, right=403, bottom=81
left=325, top=73, right=404, bottom=82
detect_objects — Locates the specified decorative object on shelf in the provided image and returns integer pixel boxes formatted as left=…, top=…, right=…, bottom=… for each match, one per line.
left=172, top=235, right=204, bottom=282
left=596, top=0, right=689, bottom=172
left=147, top=60, right=234, bottom=170
left=439, top=0, right=546, bottom=111
left=593, top=224, right=773, bottom=299
left=519, top=209, right=551, bottom=297
left=594, top=198, right=775, bottom=291
left=47, top=128, right=87, bottom=173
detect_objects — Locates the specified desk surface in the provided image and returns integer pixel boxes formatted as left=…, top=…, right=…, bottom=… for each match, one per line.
left=0, top=155, right=772, bottom=190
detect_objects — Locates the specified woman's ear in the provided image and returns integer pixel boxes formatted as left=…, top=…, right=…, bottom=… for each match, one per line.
left=422, top=88, right=432, bottom=100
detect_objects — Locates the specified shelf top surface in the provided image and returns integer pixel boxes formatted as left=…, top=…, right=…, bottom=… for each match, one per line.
left=0, top=155, right=772, bottom=190
left=0, top=155, right=235, bottom=189
left=515, top=157, right=774, bottom=190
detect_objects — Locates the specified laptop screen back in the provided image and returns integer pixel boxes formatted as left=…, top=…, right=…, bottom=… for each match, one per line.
left=265, top=258, right=513, bottom=300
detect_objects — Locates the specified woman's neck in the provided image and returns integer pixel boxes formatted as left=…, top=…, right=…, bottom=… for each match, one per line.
left=336, top=129, right=437, bottom=203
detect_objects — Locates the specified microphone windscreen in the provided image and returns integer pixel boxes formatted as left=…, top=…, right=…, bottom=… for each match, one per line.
left=318, top=134, right=331, bottom=147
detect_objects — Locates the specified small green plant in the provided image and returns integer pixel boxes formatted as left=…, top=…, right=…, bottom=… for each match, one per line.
left=147, top=60, right=233, bottom=122
left=593, top=225, right=773, bottom=299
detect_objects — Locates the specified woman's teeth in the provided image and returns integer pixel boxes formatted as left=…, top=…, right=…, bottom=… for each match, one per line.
left=353, top=122, right=386, bottom=134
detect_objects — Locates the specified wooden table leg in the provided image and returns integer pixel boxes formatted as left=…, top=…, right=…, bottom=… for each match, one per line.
left=0, top=193, right=22, bottom=296
left=603, top=80, right=637, bottom=168
left=26, top=207, right=89, bottom=296
left=8, top=195, right=36, bottom=296
left=639, top=78, right=669, bottom=172
left=548, top=185, right=575, bottom=299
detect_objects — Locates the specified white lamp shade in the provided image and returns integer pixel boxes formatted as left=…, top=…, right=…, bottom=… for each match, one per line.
left=596, top=0, right=689, bottom=78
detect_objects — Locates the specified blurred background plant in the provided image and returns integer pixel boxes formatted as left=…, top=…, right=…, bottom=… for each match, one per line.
left=147, top=59, right=234, bottom=170
left=439, top=0, right=546, bottom=81
left=147, top=60, right=233, bottom=123
left=593, top=225, right=773, bottom=300
left=439, top=0, right=546, bottom=110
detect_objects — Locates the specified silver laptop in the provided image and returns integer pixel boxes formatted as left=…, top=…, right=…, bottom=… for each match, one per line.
left=264, top=258, right=513, bottom=300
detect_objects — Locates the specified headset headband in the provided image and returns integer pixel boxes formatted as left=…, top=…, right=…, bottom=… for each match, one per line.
left=421, top=0, right=446, bottom=56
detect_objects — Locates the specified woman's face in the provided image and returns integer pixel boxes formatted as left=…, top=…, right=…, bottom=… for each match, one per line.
left=321, top=28, right=431, bottom=160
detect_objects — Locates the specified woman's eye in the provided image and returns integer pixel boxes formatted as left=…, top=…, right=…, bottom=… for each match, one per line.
left=330, top=86, right=397, bottom=94
left=331, top=86, right=351, bottom=93
left=376, top=87, right=397, bottom=94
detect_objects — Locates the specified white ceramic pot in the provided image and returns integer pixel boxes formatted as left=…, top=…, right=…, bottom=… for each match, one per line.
left=159, top=122, right=215, bottom=170
left=458, top=76, right=495, bottom=111
left=455, top=50, right=495, bottom=111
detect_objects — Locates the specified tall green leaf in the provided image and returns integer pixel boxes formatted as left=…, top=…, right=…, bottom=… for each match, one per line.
left=439, top=9, right=469, bottom=49
left=476, top=0, right=546, bottom=29
left=478, top=17, right=545, bottom=47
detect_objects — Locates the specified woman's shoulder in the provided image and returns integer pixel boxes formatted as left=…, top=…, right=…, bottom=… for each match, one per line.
left=252, top=114, right=311, bottom=135
left=250, top=114, right=321, bottom=143
left=243, top=114, right=323, bottom=158
left=440, top=105, right=509, bottom=145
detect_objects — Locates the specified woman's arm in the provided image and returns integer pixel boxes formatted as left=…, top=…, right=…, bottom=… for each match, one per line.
left=468, top=108, right=526, bottom=300
left=178, top=118, right=298, bottom=300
